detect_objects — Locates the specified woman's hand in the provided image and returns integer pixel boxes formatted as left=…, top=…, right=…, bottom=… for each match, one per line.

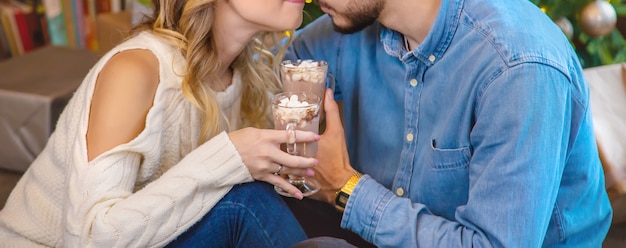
left=229, top=128, right=319, bottom=199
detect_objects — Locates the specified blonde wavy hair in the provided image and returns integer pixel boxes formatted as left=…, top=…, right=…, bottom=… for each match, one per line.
left=130, top=0, right=292, bottom=143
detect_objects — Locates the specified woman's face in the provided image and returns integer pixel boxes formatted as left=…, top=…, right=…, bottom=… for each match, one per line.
left=227, top=0, right=306, bottom=31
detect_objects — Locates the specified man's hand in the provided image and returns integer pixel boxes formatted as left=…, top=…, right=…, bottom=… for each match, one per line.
left=309, top=89, right=358, bottom=204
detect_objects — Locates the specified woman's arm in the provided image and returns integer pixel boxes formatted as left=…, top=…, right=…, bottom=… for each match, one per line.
left=86, top=49, right=160, bottom=161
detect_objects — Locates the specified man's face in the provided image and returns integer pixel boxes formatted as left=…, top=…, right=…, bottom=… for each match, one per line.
left=318, top=0, right=384, bottom=34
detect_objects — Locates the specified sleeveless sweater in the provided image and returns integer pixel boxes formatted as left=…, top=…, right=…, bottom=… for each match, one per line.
left=0, top=32, right=254, bottom=247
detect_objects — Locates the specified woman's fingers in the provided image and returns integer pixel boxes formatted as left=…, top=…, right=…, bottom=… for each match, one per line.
left=270, top=176, right=304, bottom=199
left=271, top=151, right=318, bottom=171
left=228, top=127, right=321, bottom=199
left=256, top=166, right=304, bottom=199
left=266, top=129, right=320, bottom=144
left=274, top=165, right=315, bottom=178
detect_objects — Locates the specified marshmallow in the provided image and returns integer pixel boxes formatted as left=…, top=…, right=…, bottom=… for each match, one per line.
left=281, top=60, right=326, bottom=84
left=274, top=95, right=319, bottom=126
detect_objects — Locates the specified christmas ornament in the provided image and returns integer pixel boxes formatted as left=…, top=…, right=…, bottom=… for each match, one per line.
left=578, top=0, right=617, bottom=37
left=554, top=17, right=574, bottom=39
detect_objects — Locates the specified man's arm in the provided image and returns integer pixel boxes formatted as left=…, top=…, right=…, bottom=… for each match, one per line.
left=335, top=64, right=575, bottom=247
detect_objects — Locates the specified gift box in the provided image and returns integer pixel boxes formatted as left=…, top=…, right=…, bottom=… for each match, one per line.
left=584, top=63, right=626, bottom=223
left=0, top=46, right=98, bottom=172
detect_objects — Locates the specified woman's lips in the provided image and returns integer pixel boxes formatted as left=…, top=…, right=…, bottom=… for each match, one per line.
left=318, top=1, right=330, bottom=13
left=320, top=4, right=329, bottom=13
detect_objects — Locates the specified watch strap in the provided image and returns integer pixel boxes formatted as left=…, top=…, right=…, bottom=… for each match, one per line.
left=334, top=172, right=363, bottom=212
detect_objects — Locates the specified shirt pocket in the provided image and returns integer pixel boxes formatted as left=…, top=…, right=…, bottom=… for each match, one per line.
left=420, top=139, right=471, bottom=219
left=428, top=138, right=471, bottom=170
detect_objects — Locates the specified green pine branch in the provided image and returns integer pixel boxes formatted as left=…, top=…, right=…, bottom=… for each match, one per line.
left=300, top=1, right=626, bottom=67
left=301, top=2, right=325, bottom=29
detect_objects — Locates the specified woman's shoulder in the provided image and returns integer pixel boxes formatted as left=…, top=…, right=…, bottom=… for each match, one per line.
left=87, top=48, right=161, bottom=160
left=104, top=31, right=183, bottom=69
left=114, top=31, right=175, bottom=53
left=100, top=31, right=185, bottom=90
left=98, top=49, right=160, bottom=96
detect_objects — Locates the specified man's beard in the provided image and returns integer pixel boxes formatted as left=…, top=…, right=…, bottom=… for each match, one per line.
left=328, top=1, right=384, bottom=34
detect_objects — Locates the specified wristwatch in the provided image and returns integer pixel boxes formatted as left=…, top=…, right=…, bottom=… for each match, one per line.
left=334, top=172, right=363, bottom=212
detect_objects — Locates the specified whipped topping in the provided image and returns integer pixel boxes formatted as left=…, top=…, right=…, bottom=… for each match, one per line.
left=281, top=60, right=326, bottom=84
left=274, top=94, right=319, bottom=126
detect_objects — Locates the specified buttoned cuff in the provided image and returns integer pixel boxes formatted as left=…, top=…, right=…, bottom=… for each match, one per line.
left=340, top=175, right=395, bottom=243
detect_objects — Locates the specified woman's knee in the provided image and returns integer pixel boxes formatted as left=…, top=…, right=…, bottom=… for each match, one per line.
left=222, top=182, right=283, bottom=207
left=216, top=182, right=307, bottom=246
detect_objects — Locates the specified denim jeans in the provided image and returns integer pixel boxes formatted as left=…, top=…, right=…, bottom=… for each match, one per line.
left=166, top=181, right=307, bottom=248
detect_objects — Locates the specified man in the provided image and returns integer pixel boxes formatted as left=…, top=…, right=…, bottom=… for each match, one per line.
left=284, top=0, right=613, bottom=247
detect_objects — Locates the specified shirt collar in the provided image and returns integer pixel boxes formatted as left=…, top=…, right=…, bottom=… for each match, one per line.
left=380, top=0, right=464, bottom=66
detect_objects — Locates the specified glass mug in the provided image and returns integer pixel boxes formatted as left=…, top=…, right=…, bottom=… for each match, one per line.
left=280, top=60, right=334, bottom=131
left=272, top=92, right=321, bottom=197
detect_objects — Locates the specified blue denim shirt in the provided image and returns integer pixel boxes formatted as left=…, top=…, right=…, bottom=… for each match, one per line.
left=285, top=0, right=612, bottom=247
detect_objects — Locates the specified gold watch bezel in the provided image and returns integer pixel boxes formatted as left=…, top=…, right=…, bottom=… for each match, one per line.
left=334, top=172, right=363, bottom=212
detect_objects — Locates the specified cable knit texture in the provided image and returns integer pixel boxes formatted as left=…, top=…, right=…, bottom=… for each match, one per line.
left=0, top=32, right=254, bottom=247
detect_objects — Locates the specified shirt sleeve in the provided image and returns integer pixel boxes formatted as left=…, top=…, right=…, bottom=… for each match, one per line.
left=63, top=131, right=253, bottom=247
left=342, top=64, right=580, bottom=247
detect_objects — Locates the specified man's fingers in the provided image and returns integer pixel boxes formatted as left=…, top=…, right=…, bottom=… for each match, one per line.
left=323, top=89, right=342, bottom=131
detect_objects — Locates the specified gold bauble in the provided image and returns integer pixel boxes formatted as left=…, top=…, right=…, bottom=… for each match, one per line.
left=578, top=0, right=617, bottom=37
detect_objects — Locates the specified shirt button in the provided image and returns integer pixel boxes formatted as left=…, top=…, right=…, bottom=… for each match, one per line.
left=429, top=55, right=436, bottom=62
left=396, top=187, right=404, bottom=196
left=409, top=79, right=418, bottom=87
left=406, top=133, right=414, bottom=142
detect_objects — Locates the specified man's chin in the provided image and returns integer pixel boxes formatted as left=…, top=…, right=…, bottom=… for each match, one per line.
left=332, top=22, right=368, bottom=34
left=326, top=16, right=374, bottom=34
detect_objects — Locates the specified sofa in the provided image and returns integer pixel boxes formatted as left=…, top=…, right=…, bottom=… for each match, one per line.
left=0, top=12, right=625, bottom=244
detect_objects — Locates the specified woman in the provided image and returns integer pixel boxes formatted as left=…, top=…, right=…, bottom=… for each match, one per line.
left=0, top=0, right=316, bottom=247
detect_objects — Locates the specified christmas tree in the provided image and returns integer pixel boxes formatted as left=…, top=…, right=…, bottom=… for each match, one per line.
left=533, top=0, right=626, bottom=68
left=300, top=0, right=626, bottom=68
left=301, top=1, right=324, bottom=29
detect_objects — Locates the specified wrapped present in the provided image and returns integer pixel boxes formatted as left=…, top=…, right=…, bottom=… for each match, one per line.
left=584, top=63, right=626, bottom=223
left=0, top=45, right=97, bottom=172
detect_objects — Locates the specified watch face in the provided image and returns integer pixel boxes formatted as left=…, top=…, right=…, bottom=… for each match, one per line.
left=335, top=191, right=350, bottom=208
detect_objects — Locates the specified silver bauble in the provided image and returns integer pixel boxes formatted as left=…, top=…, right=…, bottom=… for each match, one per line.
left=579, top=0, right=617, bottom=37
left=555, top=17, right=574, bottom=39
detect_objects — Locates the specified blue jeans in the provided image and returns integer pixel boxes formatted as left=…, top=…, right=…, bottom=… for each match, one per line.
left=166, top=182, right=307, bottom=248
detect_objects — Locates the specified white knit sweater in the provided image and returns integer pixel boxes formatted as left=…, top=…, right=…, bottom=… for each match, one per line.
left=0, top=32, right=254, bottom=247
